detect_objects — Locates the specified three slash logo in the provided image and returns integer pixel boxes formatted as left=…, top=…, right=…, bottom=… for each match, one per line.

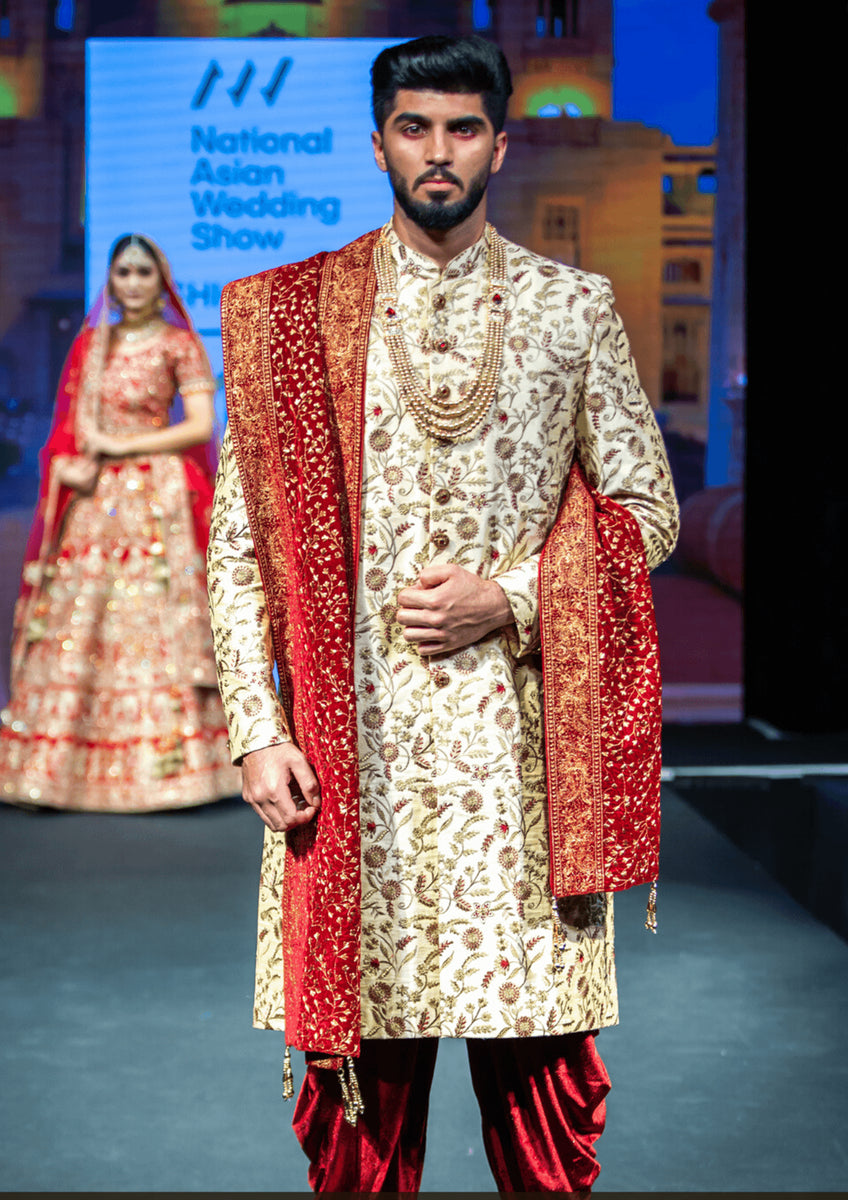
left=191, top=58, right=293, bottom=108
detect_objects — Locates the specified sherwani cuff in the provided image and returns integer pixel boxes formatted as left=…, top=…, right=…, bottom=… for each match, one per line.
left=227, top=714, right=292, bottom=767
left=495, top=556, right=541, bottom=657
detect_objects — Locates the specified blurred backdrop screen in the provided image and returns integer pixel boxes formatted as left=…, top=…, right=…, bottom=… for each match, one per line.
left=87, top=37, right=397, bottom=411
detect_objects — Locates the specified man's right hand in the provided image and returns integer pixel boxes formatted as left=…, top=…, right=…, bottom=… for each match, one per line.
left=241, top=743, right=321, bottom=833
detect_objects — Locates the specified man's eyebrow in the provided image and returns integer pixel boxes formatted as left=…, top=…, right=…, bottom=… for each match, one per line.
left=390, top=111, right=487, bottom=129
left=391, top=111, right=432, bottom=126
left=447, top=115, right=486, bottom=129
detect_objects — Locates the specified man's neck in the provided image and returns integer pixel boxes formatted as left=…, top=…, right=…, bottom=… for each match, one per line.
left=390, top=203, right=488, bottom=270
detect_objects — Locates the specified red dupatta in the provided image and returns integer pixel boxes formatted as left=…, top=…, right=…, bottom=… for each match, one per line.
left=221, top=232, right=377, bottom=1062
left=540, top=464, right=662, bottom=898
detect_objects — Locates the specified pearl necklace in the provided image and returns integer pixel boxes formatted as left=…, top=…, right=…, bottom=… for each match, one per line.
left=374, top=224, right=508, bottom=442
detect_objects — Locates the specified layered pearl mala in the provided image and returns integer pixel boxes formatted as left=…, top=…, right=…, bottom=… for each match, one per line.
left=374, top=224, right=508, bottom=442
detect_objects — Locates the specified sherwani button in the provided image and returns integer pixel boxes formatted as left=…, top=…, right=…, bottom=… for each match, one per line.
left=435, top=384, right=451, bottom=400
left=432, top=670, right=450, bottom=688
left=431, top=531, right=449, bottom=550
left=434, top=488, right=451, bottom=505
left=432, top=294, right=446, bottom=311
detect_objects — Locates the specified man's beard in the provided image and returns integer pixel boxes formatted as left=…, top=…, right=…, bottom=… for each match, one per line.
left=387, top=160, right=492, bottom=232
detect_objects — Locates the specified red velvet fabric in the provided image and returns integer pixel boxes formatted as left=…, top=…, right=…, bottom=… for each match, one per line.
left=292, top=1039, right=438, bottom=1193
left=291, top=1034, right=608, bottom=1193
left=467, top=1033, right=609, bottom=1193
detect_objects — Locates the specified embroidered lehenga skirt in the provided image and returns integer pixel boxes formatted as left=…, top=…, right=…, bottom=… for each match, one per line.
left=0, top=454, right=240, bottom=811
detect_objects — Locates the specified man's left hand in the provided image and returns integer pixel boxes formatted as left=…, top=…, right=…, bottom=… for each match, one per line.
left=396, top=563, right=513, bottom=655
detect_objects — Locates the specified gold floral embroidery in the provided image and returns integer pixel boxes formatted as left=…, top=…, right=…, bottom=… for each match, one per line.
left=0, top=328, right=240, bottom=811
left=211, top=229, right=677, bottom=1045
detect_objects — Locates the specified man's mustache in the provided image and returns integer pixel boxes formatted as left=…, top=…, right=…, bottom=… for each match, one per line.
left=414, top=168, right=463, bottom=189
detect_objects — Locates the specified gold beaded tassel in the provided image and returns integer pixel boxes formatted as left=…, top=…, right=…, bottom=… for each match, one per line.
left=282, top=1045, right=294, bottom=1100
left=337, top=1056, right=365, bottom=1126
left=374, top=224, right=508, bottom=443
left=645, top=880, right=658, bottom=933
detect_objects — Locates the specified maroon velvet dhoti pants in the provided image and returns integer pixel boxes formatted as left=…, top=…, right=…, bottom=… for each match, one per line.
left=292, top=1032, right=610, bottom=1193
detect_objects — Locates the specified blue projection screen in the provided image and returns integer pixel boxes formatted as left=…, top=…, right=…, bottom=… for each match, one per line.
left=86, top=38, right=397, bottom=415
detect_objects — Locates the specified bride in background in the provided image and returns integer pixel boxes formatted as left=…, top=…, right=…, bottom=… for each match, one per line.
left=0, top=233, right=240, bottom=811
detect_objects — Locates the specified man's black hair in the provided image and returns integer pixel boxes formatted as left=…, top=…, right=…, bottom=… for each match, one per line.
left=371, top=35, right=513, bottom=134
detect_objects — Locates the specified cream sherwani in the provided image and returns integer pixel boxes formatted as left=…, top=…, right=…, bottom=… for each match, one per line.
left=207, top=226, right=678, bottom=1041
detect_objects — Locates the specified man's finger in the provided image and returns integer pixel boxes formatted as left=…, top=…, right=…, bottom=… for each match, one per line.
left=289, top=760, right=322, bottom=807
left=247, top=797, right=283, bottom=832
left=400, top=622, right=445, bottom=642
left=396, top=586, right=438, bottom=610
left=397, top=601, right=445, bottom=627
left=252, top=793, right=318, bottom=832
left=416, top=563, right=455, bottom=587
left=402, top=632, right=451, bottom=655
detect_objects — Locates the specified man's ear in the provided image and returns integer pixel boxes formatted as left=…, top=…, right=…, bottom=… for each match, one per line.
left=490, top=130, right=508, bottom=176
left=371, top=130, right=388, bottom=173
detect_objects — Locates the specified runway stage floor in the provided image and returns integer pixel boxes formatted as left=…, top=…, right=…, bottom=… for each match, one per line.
left=1, top=779, right=847, bottom=1193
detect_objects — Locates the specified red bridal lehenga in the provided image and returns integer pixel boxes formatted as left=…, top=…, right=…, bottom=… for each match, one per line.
left=0, top=243, right=240, bottom=811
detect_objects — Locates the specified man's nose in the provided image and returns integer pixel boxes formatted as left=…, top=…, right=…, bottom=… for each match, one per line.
left=426, top=128, right=452, bottom=163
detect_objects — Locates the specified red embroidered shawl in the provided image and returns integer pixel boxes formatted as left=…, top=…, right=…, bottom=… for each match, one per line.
left=221, top=229, right=662, bottom=1058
